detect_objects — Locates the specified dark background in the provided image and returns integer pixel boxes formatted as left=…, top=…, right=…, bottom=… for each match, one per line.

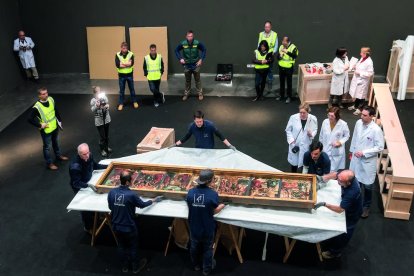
left=13, top=0, right=414, bottom=75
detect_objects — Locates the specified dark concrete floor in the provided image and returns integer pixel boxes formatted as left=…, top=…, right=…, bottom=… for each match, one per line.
left=0, top=87, right=413, bottom=275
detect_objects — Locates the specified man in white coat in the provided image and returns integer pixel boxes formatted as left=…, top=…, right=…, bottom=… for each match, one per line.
left=349, top=105, right=384, bottom=218
left=319, top=107, right=350, bottom=172
left=329, top=47, right=350, bottom=109
left=348, top=47, right=374, bottom=115
left=285, top=103, right=318, bottom=172
left=13, top=30, right=39, bottom=80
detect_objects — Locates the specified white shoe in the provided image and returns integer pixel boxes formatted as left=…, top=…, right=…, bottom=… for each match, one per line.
left=348, top=105, right=355, bottom=111
left=154, top=102, right=159, bottom=108
left=353, top=109, right=361, bottom=115
left=161, top=92, right=165, bottom=103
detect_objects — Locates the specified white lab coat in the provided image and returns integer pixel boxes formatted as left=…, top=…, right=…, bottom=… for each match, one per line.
left=349, top=57, right=374, bottom=99
left=285, top=113, right=318, bottom=167
left=330, top=57, right=350, bottom=96
left=319, top=119, right=350, bottom=171
left=13, top=37, right=36, bottom=69
left=349, top=120, right=384, bottom=184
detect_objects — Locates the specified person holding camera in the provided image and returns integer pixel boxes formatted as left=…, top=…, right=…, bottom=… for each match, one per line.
left=285, top=103, right=318, bottom=172
left=90, top=86, right=111, bottom=157
left=13, top=30, right=39, bottom=80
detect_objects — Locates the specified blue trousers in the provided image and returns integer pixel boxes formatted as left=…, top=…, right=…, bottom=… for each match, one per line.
left=360, top=182, right=373, bottom=208
left=115, top=230, right=138, bottom=268
left=118, top=75, right=137, bottom=105
left=190, top=234, right=214, bottom=273
left=148, top=80, right=163, bottom=104
left=40, top=128, right=61, bottom=165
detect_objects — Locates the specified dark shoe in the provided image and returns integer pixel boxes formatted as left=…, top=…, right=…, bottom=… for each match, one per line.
left=58, top=155, right=69, bottom=161
left=132, top=258, right=147, bottom=274
left=48, top=163, right=58, bottom=170
left=339, top=104, right=345, bottom=109
left=252, top=96, right=259, bottom=102
left=285, top=97, right=291, bottom=104
left=194, top=265, right=201, bottom=271
left=203, top=271, right=211, bottom=276
left=322, top=250, right=341, bottom=259
left=275, top=95, right=282, bottom=101
left=122, top=264, right=129, bottom=273
left=361, top=208, right=370, bottom=218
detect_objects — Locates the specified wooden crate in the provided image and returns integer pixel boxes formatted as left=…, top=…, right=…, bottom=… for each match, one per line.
left=137, top=127, right=175, bottom=154
left=297, top=63, right=371, bottom=104
left=96, top=162, right=317, bottom=210
left=386, top=42, right=414, bottom=94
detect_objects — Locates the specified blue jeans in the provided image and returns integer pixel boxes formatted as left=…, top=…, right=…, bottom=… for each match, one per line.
left=118, top=75, right=136, bottom=105
left=360, top=182, right=373, bottom=208
left=267, top=62, right=274, bottom=83
left=190, top=234, right=214, bottom=273
left=255, top=69, right=268, bottom=98
left=115, top=230, right=138, bottom=268
left=148, top=80, right=163, bottom=103
left=40, top=129, right=61, bottom=165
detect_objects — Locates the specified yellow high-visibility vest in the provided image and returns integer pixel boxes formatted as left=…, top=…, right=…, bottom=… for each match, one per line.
left=254, top=50, right=270, bottom=70
left=278, top=44, right=298, bottom=68
left=33, top=97, right=57, bottom=134
left=116, top=51, right=134, bottom=74
left=145, top=54, right=162, bottom=81
left=258, top=31, right=278, bottom=53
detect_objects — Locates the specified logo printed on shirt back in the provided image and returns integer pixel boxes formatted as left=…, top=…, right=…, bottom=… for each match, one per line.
left=114, top=193, right=125, bottom=206
left=192, top=193, right=205, bottom=207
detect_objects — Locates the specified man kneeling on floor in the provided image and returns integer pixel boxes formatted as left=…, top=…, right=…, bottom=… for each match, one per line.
left=314, top=169, right=363, bottom=259
left=108, top=170, right=164, bottom=273
left=186, top=169, right=225, bottom=275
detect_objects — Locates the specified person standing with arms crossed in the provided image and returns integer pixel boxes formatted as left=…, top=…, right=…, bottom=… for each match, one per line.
left=258, top=21, right=278, bottom=94
left=143, top=44, right=165, bottom=107
left=115, top=42, right=139, bottom=111
left=277, top=36, right=299, bottom=104
left=175, top=30, right=207, bottom=101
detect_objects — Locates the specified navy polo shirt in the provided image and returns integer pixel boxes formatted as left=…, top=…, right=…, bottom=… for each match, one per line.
left=340, top=177, right=363, bottom=228
left=186, top=185, right=219, bottom=238
left=108, top=185, right=153, bottom=233
left=303, top=151, right=331, bottom=176
left=180, top=120, right=225, bottom=149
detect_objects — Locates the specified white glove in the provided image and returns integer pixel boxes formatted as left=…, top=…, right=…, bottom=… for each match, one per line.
left=88, top=183, right=97, bottom=192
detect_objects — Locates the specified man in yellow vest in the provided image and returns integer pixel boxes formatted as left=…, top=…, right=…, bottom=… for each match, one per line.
left=115, top=42, right=138, bottom=111
left=258, top=21, right=278, bottom=94
left=143, top=44, right=165, bottom=107
left=28, top=87, right=68, bottom=170
left=277, top=36, right=299, bottom=104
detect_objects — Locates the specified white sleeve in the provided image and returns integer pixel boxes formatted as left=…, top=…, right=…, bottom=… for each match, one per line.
left=349, top=121, right=359, bottom=153
left=285, top=116, right=295, bottom=144
left=362, top=127, right=384, bottom=158
left=339, top=122, right=350, bottom=145
left=332, top=59, right=345, bottom=75
left=28, top=37, right=35, bottom=48
left=359, top=59, right=374, bottom=78
left=13, top=39, right=20, bottom=51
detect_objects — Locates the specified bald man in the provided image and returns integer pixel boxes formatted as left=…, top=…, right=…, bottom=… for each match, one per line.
left=69, top=143, right=107, bottom=232
left=314, top=170, right=363, bottom=259
left=13, top=30, right=39, bottom=80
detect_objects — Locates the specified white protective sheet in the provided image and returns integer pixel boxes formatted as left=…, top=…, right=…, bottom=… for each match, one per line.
left=396, top=36, right=414, bottom=101
left=67, top=147, right=346, bottom=243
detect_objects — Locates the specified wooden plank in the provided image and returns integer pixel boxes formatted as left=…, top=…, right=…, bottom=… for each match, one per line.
left=392, top=190, right=413, bottom=200
left=86, top=26, right=125, bottom=79
left=129, top=27, right=168, bottom=81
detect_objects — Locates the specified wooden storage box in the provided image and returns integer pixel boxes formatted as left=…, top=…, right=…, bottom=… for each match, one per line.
left=297, top=63, right=371, bottom=104
left=95, top=162, right=317, bottom=210
left=386, top=42, right=414, bottom=94
left=137, top=127, right=175, bottom=154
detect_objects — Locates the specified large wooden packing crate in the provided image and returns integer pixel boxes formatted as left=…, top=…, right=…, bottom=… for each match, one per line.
left=95, top=162, right=317, bottom=210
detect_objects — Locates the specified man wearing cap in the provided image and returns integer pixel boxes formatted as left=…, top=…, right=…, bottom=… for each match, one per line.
left=186, top=169, right=225, bottom=275
left=173, top=110, right=236, bottom=150
left=108, top=170, right=164, bottom=273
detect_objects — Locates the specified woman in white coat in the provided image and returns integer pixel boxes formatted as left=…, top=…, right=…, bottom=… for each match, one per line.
left=329, top=47, right=350, bottom=109
left=285, top=103, right=318, bottom=172
left=319, top=107, right=350, bottom=171
left=348, top=47, right=374, bottom=115
left=13, top=30, right=39, bottom=80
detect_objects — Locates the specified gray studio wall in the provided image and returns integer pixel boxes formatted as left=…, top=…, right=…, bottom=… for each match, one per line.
left=18, top=0, right=414, bottom=75
left=0, top=0, right=23, bottom=95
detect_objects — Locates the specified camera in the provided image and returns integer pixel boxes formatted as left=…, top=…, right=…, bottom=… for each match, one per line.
left=98, top=93, right=107, bottom=107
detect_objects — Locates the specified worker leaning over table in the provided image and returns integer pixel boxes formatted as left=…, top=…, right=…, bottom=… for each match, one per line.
left=186, top=169, right=225, bottom=276
left=107, top=170, right=163, bottom=273
left=69, top=143, right=107, bottom=233
left=314, top=169, right=363, bottom=259
left=172, top=110, right=236, bottom=150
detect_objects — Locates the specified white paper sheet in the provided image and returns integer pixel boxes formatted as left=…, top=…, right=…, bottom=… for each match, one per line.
left=349, top=57, right=359, bottom=70
left=67, top=147, right=346, bottom=243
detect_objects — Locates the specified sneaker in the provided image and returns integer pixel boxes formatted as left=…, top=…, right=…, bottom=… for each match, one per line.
left=122, top=264, right=129, bottom=273
left=339, top=104, right=345, bottom=109
left=353, top=109, right=361, bottom=115
left=182, top=94, right=189, bottom=101
left=132, top=258, right=147, bottom=274
left=203, top=271, right=211, bottom=276
left=361, top=207, right=370, bottom=218
left=48, top=163, right=58, bottom=170
left=252, top=96, right=259, bottom=102
left=101, top=150, right=108, bottom=157
left=133, top=102, right=139, bottom=109
left=107, top=147, right=112, bottom=153
left=322, top=250, right=341, bottom=259
left=275, top=95, right=282, bottom=101
left=285, top=97, right=291, bottom=104
left=194, top=265, right=201, bottom=271
left=58, top=155, right=69, bottom=161
left=117, top=104, right=123, bottom=111
left=198, top=94, right=204, bottom=101
left=154, top=102, right=159, bottom=108
left=161, top=92, right=165, bottom=103
left=348, top=105, right=355, bottom=111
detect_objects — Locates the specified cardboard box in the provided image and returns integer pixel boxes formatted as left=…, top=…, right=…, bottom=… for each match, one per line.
left=137, top=127, right=175, bottom=153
